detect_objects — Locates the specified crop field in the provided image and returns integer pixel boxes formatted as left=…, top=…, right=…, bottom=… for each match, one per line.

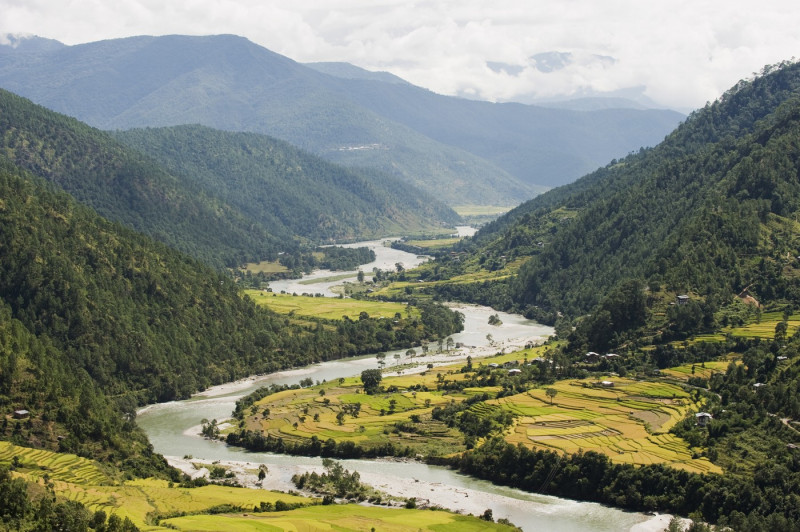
left=162, top=504, right=518, bottom=531
left=452, top=205, right=512, bottom=217
left=369, top=259, right=525, bottom=300
left=245, top=290, right=417, bottom=320
left=0, top=441, right=313, bottom=530
left=402, top=237, right=461, bottom=249
left=690, top=311, right=800, bottom=343
left=660, top=360, right=733, bottom=381
left=497, top=378, right=721, bottom=474
left=241, top=260, right=289, bottom=274
left=245, top=373, right=473, bottom=457
left=0, top=441, right=113, bottom=485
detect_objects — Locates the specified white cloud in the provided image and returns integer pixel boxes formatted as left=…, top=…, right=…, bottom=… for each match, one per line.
left=1, top=0, right=798, bottom=110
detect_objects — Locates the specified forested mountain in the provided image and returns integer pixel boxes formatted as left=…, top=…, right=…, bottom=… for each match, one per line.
left=112, top=125, right=459, bottom=242
left=465, top=61, right=800, bottom=323
left=0, top=34, right=683, bottom=202
left=0, top=89, right=456, bottom=269
left=0, top=154, right=463, bottom=464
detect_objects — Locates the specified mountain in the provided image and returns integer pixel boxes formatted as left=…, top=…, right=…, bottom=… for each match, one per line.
left=111, top=124, right=460, bottom=240
left=0, top=34, right=684, bottom=203
left=0, top=33, right=65, bottom=54
left=467, top=61, right=800, bottom=322
left=304, top=61, right=411, bottom=85
left=0, top=148, right=464, bottom=466
left=0, top=89, right=456, bottom=268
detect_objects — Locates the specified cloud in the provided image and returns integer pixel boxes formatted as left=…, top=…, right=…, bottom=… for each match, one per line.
left=1, top=0, right=798, bottom=110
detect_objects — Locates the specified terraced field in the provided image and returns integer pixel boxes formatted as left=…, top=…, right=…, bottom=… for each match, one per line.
left=0, top=441, right=113, bottom=485
left=661, top=360, right=733, bottom=381
left=0, top=441, right=312, bottom=529
left=2, top=440, right=513, bottom=530
left=497, top=378, right=720, bottom=474
left=244, top=373, right=473, bottom=457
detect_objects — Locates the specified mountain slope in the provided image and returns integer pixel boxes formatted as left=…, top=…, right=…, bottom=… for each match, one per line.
left=469, top=61, right=800, bottom=319
left=111, top=124, right=460, bottom=242
left=0, top=89, right=457, bottom=268
left=0, top=34, right=683, bottom=202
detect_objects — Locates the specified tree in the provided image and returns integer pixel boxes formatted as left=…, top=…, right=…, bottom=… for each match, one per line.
left=357, top=270, right=365, bottom=283
left=545, top=388, right=558, bottom=404
left=406, top=348, right=416, bottom=361
left=360, top=369, right=382, bottom=394
left=446, top=337, right=455, bottom=351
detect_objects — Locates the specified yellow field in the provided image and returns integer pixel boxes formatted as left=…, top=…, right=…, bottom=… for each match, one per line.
left=452, top=205, right=513, bottom=217
left=403, top=237, right=461, bottom=249
left=496, top=378, right=720, bottom=474
left=1, top=441, right=311, bottom=530
left=660, top=360, right=733, bottom=381
left=241, top=346, right=721, bottom=475
left=163, top=504, right=518, bottom=531
left=1, top=440, right=514, bottom=531
left=245, top=291, right=417, bottom=320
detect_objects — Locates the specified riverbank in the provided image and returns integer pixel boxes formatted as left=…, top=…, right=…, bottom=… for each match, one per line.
left=165, top=454, right=674, bottom=532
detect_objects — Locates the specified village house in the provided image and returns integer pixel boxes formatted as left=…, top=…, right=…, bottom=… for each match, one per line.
left=696, top=412, right=713, bottom=427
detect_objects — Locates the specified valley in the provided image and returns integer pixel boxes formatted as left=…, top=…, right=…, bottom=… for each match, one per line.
left=2, top=31, right=800, bottom=532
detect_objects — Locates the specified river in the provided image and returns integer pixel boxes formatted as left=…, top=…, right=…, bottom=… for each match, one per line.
left=137, top=237, right=668, bottom=532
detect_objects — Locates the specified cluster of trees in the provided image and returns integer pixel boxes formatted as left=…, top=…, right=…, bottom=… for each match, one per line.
left=225, top=430, right=414, bottom=459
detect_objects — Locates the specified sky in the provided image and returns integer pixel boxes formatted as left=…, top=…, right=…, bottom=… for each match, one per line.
left=1, top=0, right=799, bottom=111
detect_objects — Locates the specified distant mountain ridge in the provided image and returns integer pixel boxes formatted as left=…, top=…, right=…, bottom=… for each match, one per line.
left=0, top=34, right=684, bottom=203
left=0, top=89, right=457, bottom=268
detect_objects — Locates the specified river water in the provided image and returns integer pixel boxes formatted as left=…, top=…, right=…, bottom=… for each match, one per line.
left=137, top=237, right=664, bottom=532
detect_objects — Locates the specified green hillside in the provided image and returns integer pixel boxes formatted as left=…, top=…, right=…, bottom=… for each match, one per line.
left=0, top=88, right=282, bottom=268
left=0, top=90, right=458, bottom=271
left=112, top=125, right=459, bottom=241
left=434, top=61, right=800, bottom=328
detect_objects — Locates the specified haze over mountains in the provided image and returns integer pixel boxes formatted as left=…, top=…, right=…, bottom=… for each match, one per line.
left=0, top=34, right=684, bottom=205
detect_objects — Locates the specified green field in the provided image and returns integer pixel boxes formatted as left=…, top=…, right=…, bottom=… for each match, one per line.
left=163, top=504, right=518, bottom=531
left=241, top=260, right=289, bottom=274
left=369, top=258, right=525, bottom=300
left=245, top=291, right=417, bottom=320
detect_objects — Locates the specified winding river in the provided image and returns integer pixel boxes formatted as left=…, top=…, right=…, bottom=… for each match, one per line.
left=137, top=237, right=666, bottom=532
